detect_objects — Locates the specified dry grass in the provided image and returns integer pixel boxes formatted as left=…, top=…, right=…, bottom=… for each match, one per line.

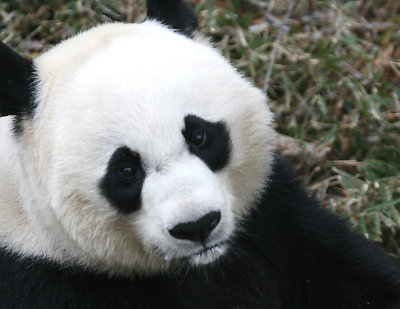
left=1, top=0, right=399, bottom=257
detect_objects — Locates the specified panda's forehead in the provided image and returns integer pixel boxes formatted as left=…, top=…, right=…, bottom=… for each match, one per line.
left=36, top=21, right=244, bottom=115
left=34, top=21, right=268, bottom=168
left=36, top=21, right=238, bottom=100
left=65, top=48, right=227, bottom=162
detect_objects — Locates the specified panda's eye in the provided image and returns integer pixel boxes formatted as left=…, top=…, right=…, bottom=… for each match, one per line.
left=191, top=129, right=207, bottom=147
left=183, top=115, right=231, bottom=172
left=118, top=165, right=137, bottom=179
left=100, top=146, right=145, bottom=214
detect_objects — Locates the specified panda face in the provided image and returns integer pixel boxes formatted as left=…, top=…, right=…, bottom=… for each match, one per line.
left=17, top=21, right=275, bottom=275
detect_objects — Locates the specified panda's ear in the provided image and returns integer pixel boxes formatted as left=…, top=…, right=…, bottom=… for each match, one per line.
left=0, top=41, right=35, bottom=117
left=147, top=0, right=198, bottom=37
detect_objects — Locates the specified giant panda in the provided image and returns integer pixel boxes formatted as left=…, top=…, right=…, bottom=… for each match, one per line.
left=0, top=0, right=399, bottom=308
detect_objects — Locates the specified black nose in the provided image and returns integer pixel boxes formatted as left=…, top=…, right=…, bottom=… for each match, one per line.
left=168, top=211, right=221, bottom=242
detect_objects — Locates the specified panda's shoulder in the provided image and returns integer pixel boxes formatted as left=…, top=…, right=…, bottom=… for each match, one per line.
left=0, top=250, right=126, bottom=307
left=0, top=249, right=212, bottom=308
left=253, top=155, right=383, bottom=256
left=243, top=155, right=400, bottom=303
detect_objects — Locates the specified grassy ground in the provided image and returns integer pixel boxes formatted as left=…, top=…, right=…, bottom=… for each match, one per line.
left=1, top=0, right=399, bottom=258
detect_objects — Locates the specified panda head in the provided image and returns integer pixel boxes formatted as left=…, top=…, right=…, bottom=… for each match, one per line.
left=0, top=4, right=274, bottom=276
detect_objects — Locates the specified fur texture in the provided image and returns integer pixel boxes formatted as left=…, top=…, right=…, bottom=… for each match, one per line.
left=1, top=158, right=400, bottom=309
left=0, top=21, right=274, bottom=275
left=0, top=0, right=400, bottom=308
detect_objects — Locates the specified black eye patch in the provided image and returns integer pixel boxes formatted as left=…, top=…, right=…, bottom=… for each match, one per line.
left=182, top=115, right=231, bottom=172
left=99, top=147, right=145, bottom=214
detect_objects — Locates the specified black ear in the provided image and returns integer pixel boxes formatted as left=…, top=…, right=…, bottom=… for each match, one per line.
left=147, top=0, right=198, bottom=37
left=0, top=41, right=35, bottom=117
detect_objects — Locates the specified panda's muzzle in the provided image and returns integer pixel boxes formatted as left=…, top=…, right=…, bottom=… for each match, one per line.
left=168, top=211, right=221, bottom=242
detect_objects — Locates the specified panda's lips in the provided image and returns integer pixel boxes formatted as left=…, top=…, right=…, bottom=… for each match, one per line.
left=189, top=242, right=225, bottom=258
left=162, top=240, right=228, bottom=265
left=185, top=241, right=228, bottom=265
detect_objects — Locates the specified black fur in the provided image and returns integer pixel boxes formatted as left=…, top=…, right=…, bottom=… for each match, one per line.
left=1, top=156, right=400, bottom=309
left=147, top=0, right=198, bottom=36
left=0, top=41, right=35, bottom=134
left=183, top=115, right=231, bottom=172
left=100, top=146, right=146, bottom=214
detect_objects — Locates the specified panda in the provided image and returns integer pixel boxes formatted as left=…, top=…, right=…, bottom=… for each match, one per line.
left=0, top=0, right=399, bottom=308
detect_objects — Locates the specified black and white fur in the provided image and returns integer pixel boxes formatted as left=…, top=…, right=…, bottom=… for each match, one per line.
left=0, top=0, right=399, bottom=308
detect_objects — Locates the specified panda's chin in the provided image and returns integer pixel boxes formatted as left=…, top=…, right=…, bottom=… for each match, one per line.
left=164, top=241, right=228, bottom=266
left=188, top=242, right=227, bottom=266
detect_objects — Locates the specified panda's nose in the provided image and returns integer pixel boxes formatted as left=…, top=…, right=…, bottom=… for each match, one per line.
left=168, top=211, right=221, bottom=242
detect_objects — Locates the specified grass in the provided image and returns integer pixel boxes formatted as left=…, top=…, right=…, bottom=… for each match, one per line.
left=1, top=0, right=399, bottom=257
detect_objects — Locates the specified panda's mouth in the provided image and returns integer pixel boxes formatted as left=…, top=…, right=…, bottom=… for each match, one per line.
left=188, top=241, right=227, bottom=265
left=162, top=241, right=228, bottom=265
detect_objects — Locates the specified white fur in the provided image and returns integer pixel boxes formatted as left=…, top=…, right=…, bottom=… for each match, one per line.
left=0, top=21, right=275, bottom=276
